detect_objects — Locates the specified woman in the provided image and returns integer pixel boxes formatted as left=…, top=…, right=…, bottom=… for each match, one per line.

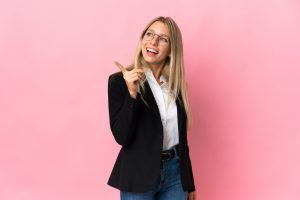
left=108, top=16, right=196, bottom=200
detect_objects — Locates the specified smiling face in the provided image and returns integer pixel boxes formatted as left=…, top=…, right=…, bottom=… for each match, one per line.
left=141, top=21, right=171, bottom=69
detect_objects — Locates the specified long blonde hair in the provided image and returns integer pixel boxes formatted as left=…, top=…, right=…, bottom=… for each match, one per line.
left=132, top=16, right=192, bottom=130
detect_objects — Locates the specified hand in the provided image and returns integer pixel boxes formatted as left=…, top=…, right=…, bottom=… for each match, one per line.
left=188, top=191, right=196, bottom=200
left=114, top=61, right=143, bottom=99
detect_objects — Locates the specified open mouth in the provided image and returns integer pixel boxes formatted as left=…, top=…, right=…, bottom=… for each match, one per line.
left=146, top=48, right=158, bottom=54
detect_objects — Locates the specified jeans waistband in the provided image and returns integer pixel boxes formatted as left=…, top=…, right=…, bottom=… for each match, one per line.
left=161, top=145, right=179, bottom=161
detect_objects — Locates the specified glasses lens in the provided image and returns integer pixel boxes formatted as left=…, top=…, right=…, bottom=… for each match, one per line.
left=144, top=31, right=153, bottom=41
left=159, top=37, right=168, bottom=45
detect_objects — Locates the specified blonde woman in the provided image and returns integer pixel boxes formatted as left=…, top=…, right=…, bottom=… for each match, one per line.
left=108, top=16, right=196, bottom=200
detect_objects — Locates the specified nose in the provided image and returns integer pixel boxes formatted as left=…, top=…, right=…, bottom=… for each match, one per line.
left=150, top=35, right=159, bottom=46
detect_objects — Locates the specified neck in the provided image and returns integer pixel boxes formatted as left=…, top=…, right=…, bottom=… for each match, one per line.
left=148, top=63, right=165, bottom=82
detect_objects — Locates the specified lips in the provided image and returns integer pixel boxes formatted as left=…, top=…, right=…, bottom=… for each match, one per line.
left=146, top=47, right=158, bottom=54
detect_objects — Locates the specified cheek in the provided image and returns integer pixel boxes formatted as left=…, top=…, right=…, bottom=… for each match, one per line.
left=141, top=42, right=147, bottom=54
left=160, top=47, right=171, bottom=58
left=142, top=40, right=147, bottom=49
left=141, top=47, right=147, bottom=58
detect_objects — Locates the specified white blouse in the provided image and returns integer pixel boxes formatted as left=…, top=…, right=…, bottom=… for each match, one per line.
left=144, top=68, right=179, bottom=151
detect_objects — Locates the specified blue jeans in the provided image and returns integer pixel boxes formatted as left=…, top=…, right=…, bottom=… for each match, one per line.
left=120, top=153, right=187, bottom=200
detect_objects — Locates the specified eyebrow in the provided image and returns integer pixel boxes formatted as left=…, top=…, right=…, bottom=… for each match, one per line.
left=147, top=29, right=170, bottom=38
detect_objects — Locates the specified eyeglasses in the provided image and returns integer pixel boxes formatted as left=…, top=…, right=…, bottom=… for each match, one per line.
left=143, top=31, right=169, bottom=46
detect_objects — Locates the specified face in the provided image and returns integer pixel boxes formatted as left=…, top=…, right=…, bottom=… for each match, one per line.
left=141, top=21, right=171, bottom=68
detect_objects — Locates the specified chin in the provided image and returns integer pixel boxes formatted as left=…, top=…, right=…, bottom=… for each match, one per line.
left=144, top=57, right=158, bottom=64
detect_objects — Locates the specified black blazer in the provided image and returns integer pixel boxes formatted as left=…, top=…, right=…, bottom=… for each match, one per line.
left=107, top=71, right=195, bottom=193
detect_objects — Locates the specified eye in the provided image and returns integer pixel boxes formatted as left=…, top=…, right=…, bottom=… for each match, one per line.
left=145, top=31, right=154, bottom=37
left=159, top=37, right=168, bottom=43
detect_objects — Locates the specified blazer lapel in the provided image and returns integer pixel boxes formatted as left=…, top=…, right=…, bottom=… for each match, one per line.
left=176, top=97, right=185, bottom=133
left=143, top=80, right=186, bottom=133
left=144, top=80, right=162, bottom=121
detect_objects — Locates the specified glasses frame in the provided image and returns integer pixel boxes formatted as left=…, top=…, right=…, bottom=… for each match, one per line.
left=143, top=30, right=170, bottom=46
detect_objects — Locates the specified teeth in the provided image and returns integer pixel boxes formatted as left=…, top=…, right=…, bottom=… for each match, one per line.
left=146, top=48, right=158, bottom=54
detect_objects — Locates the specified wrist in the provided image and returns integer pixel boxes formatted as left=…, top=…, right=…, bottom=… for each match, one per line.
left=129, top=90, right=137, bottom=99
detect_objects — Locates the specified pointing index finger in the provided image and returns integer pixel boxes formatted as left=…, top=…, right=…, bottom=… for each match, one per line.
left=114, top=61, right=126, bottom=73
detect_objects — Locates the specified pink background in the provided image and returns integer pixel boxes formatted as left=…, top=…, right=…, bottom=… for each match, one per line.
left=1, top=0, right=300, bottom=199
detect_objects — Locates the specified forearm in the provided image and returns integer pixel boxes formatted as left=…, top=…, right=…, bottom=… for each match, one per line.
left=108, top=74, right=140, bottom=146
left=109, top=93, right=140, bottom=146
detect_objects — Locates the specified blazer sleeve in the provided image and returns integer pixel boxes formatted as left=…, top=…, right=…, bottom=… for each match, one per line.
left=108, top=73, right=141, bottom=146
left=187, top=144, right=196, bottom=192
